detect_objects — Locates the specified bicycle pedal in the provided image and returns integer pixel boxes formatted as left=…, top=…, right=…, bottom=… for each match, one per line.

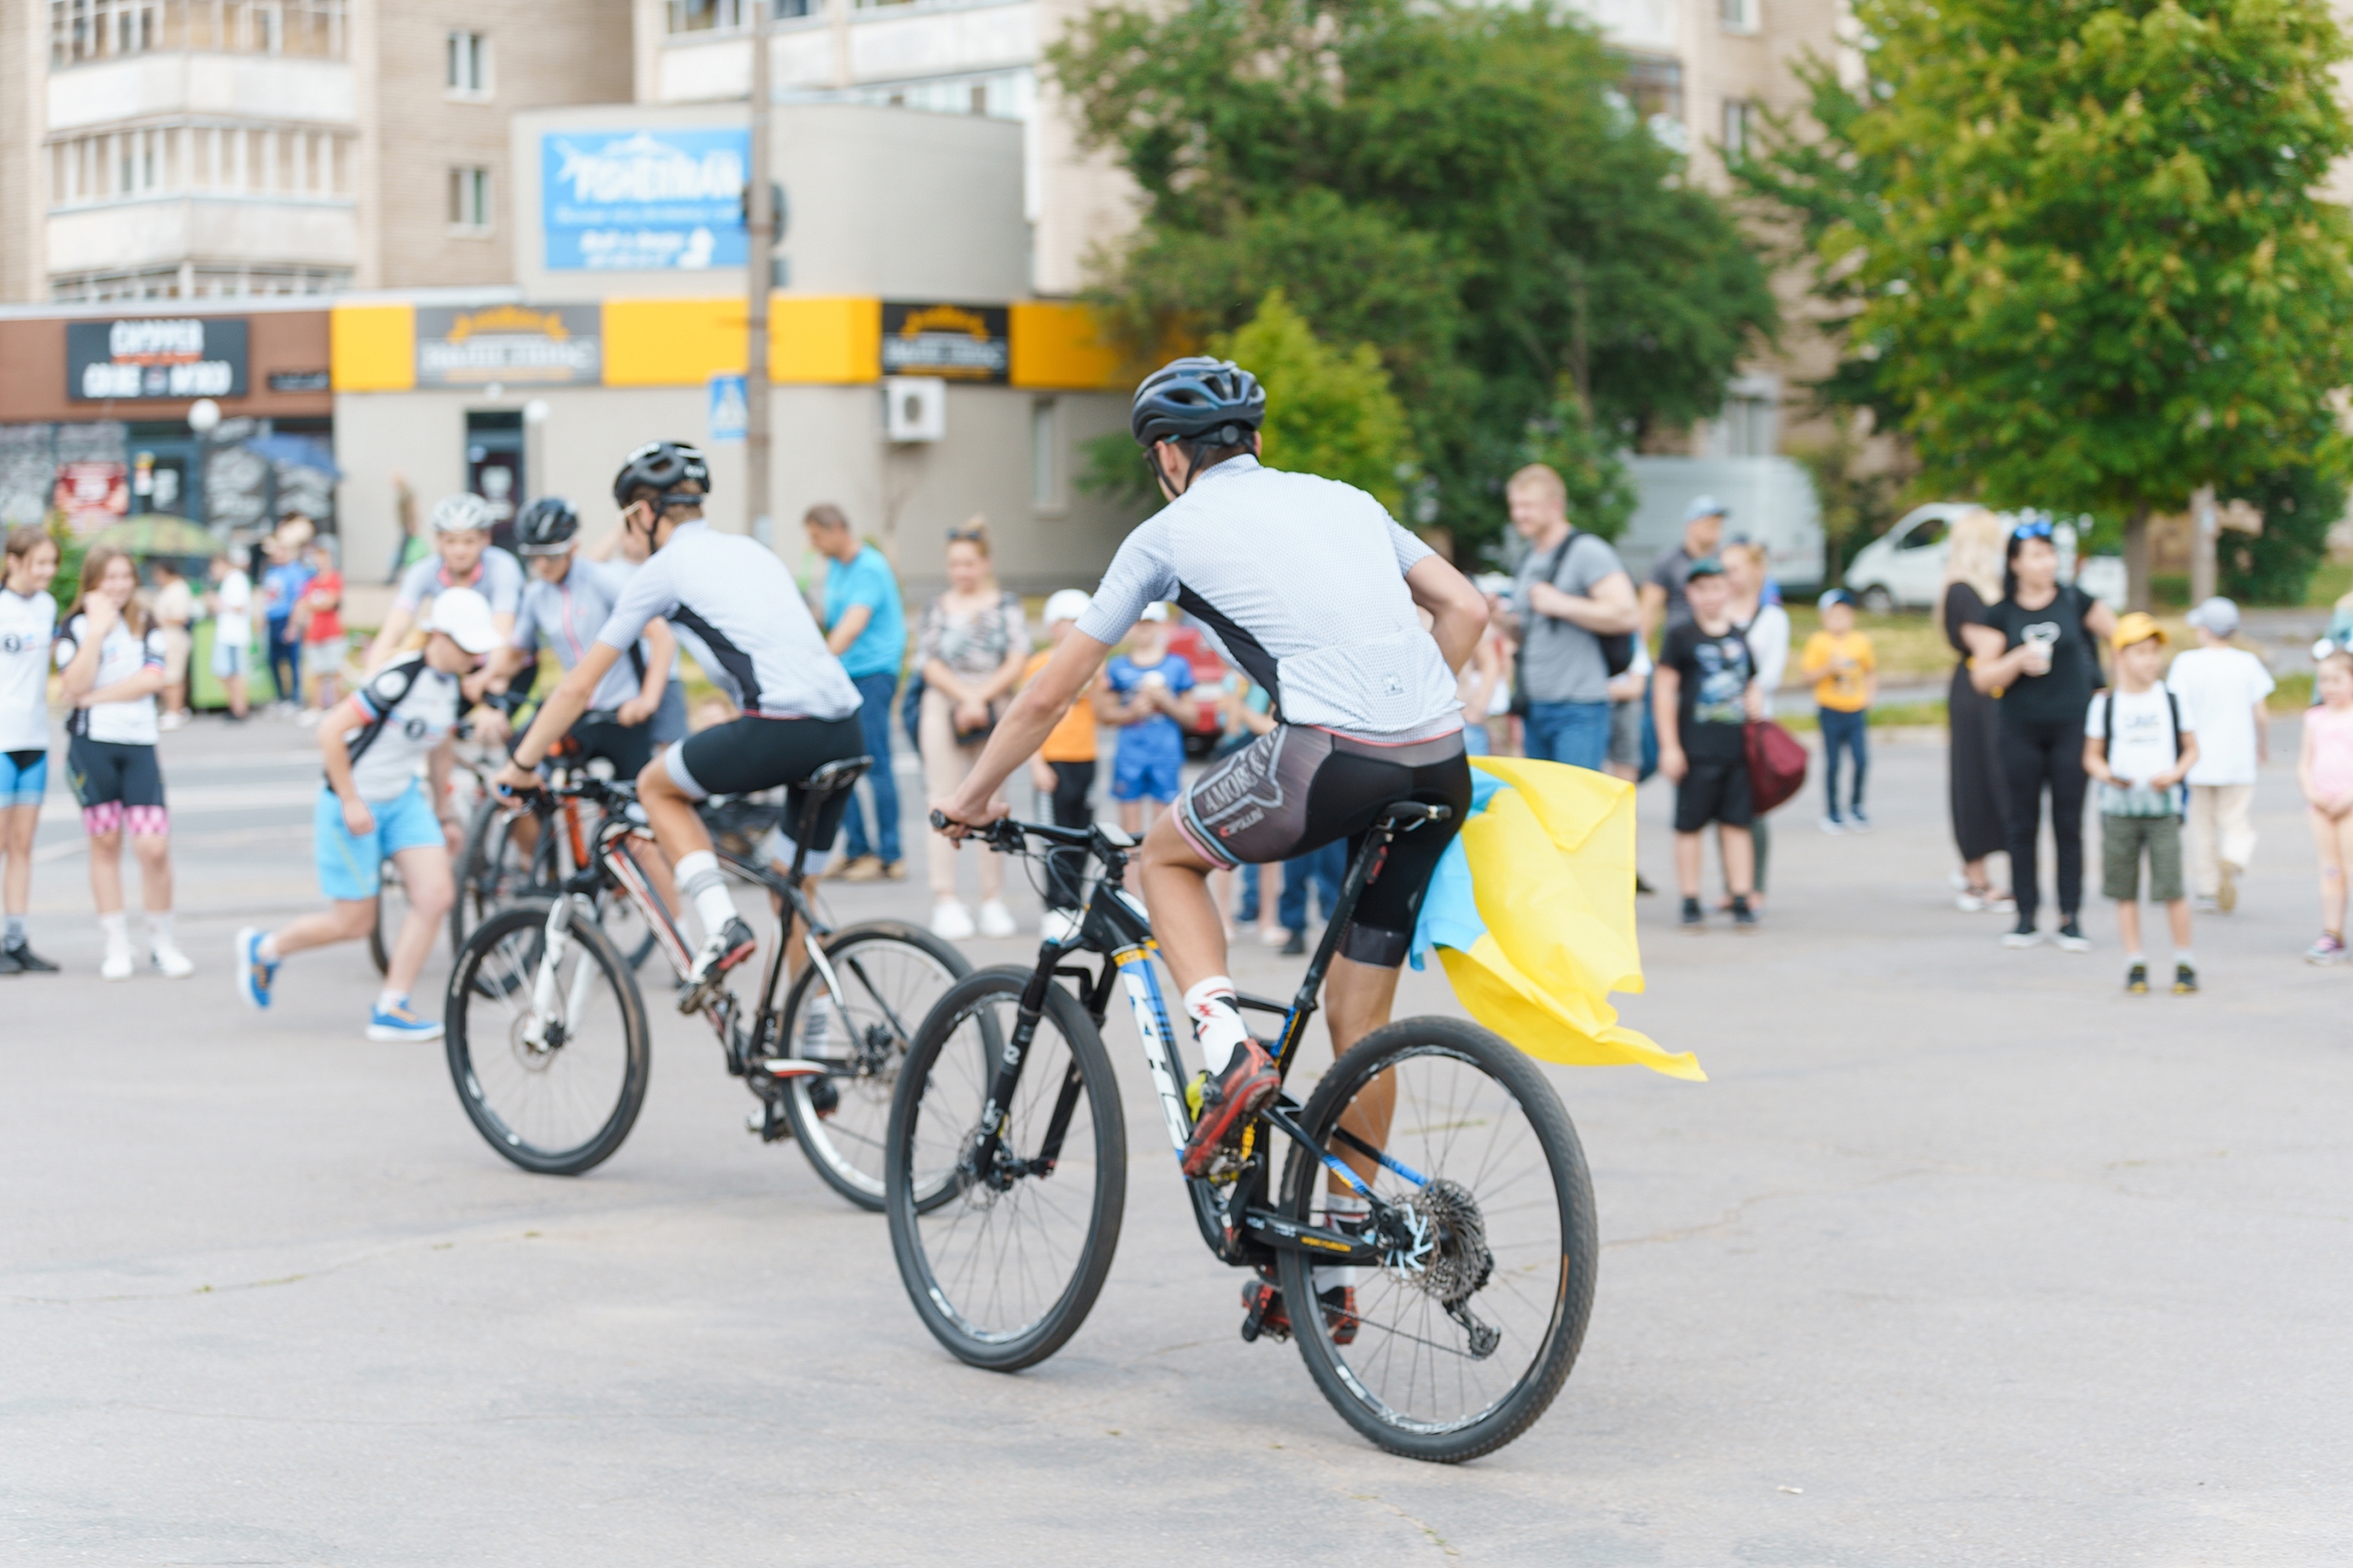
left=1239, top=1278, right=1289, bottom=1345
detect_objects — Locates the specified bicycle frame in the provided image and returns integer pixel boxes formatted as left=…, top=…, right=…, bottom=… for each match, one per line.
left=957, top=805, right=1450, bottom=1274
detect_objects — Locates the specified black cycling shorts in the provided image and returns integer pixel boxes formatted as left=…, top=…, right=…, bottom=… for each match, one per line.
left=67, top=736, right=167, bottom=811
left=1672, top=755, right=1754, bottom=832
left=664, top=713, right=865, bottom=851
left=1176, top=724, right=1472, bottom=968
left=567, top=715, right=657, bottom=783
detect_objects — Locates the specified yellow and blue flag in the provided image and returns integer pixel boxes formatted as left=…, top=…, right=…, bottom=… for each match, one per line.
left=1409, top=755, right=1704, bottom=1081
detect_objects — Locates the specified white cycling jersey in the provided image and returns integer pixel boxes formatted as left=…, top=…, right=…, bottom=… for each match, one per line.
left=0, top=588, right=56, bottom=753
left=595, top=521, right=858, bottom=721
left=1076, top=455, right=1460, bottom=740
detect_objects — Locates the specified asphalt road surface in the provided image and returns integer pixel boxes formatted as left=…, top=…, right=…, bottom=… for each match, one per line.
left=5, top=716, right=2347, bottom=1565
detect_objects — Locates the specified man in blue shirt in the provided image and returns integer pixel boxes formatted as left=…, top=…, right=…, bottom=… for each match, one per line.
left=805, top=504, right=907, bottom=879
left=260, top=530, right=315, bottom=710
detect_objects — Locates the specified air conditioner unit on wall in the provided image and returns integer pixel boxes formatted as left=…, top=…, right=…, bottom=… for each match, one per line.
left=884, top=376, right=946, bottom=442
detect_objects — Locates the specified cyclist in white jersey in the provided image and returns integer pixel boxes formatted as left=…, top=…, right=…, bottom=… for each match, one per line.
left=365, top=493, right=525, bottom=678
left=1, top=527, right=62, bottom=974
left=494, top=442, right=865, bottom=1005
left=934, top=357, right=1490, bottom=1177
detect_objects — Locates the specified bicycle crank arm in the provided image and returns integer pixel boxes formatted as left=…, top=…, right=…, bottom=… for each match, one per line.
left=1237, top=1206, right=1383, bottom=1265
left=758, top=1060, right=827, bottom=1079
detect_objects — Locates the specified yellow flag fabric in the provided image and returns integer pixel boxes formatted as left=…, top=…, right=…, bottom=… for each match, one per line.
left=1443, top=756, right=1704, bottom=1081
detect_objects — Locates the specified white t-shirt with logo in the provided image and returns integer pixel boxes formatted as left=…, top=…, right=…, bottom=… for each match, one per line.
left=2085, top=685, right=2184, bottom=816
left=54, top=613, right=166, bottom=745
left=0, top=588, right=56, bottom=753
left=337, top=653, right=462, bottom=802
left=2165, top=647, right=2274, bottom=786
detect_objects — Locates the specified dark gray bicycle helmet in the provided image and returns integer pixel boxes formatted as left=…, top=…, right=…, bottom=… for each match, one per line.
left=1129, top=356, right=1266, bottom=450
left=611, top=441, right=710, bottom=510
left=512, top=496, right=580, bottom=556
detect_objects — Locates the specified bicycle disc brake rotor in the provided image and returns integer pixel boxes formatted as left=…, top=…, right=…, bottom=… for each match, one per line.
left=507, top=1009, right=565, bottom=1068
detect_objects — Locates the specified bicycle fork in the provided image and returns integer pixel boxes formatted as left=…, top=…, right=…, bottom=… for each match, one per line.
left=522, top=897, right=598, bottom=1050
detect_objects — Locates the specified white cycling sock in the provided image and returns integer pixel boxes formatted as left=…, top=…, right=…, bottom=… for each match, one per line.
left=675, top=851, right=737, bottom=941
left=1314, top=1192, right=1370, bottom=1294
left=258, top=931, right=281, bottom=964
left=376, top=988, right=405, bottom=1015
left=146, top=911, right=174, bottom=950
left=1183, top=975, right=1251, bottom=1076
left=99, top=911, right=128, bottom=948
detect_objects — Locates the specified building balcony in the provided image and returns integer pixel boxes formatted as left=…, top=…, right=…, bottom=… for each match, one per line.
left=48, top=50, right=357, bottom=133
left=655, top=0, right=1035, bottom=100
left=47, top=193, right=358, bottom=277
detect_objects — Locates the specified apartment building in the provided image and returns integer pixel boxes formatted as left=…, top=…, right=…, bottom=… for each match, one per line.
left=1, top=0, right=633, bottom=304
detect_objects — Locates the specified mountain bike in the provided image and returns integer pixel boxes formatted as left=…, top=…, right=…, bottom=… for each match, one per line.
left=442, top=758, right=969, bottom=1204
left=883, top=804, right=1598, bottom=1463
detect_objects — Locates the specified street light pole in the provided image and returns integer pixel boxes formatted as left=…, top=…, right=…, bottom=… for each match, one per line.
left=745, top=0, right=774, bottom=546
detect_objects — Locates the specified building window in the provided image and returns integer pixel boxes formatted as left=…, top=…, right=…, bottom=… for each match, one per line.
left=1720, top=0, right=1759, bottom=33
left=449, top=166, right=492, bottom=230
left=664, top=0, right=806, bottom=31
left=50, top=1, right=347, bottom=65
left=1722, top=100, right=1754, bottom=160
left=1031, top=401, right=1060, bottom=510
left=1720, top=389, right=1777, bottom=457
left=446, top=29, right=490, bottom=95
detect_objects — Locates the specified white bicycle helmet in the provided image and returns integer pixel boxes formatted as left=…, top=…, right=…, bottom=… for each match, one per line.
left=430, top=492, right=497, bottom=535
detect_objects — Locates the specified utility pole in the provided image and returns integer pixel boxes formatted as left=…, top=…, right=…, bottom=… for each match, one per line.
left=745, top=0, right=774, bottom=546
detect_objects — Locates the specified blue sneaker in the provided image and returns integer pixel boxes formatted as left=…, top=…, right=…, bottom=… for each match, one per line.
left=235, top=927, right=277, bottom=1010
left=366, top=999, right=445, bottom=1042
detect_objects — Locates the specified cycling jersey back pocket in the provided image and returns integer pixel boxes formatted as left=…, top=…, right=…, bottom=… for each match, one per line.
left=1276, top=632, right=1457, bottom=735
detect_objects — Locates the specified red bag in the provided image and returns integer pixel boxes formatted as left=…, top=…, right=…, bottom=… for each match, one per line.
left=1744, top=719, right=1809, bottom=814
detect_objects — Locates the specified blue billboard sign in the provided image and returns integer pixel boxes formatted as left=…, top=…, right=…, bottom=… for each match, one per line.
left=540, top=127, right=748, bottom=272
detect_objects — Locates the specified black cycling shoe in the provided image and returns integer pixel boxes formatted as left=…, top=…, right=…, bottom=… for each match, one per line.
left=678, top=917, right=757, bottom=1013
left=3, top=938, right=58, bottom=973
left=1180, top=1040, right=1279, bottom=1177
left=1240, top=1269, right=1359, bottom=1345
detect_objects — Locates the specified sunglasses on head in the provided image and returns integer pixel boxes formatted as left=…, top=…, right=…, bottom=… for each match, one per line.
left=947, top=527, right=986, bottom=543
left=2012, top=519, right=2054, bottom=542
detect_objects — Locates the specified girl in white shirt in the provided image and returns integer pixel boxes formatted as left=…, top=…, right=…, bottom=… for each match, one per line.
left=1, top=527, right=62, bottom=973
left=55, top=546, right=189, bottom=980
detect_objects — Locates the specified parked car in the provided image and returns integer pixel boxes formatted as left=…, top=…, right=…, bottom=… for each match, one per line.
left=1845, top=504, right=2126, bottom=613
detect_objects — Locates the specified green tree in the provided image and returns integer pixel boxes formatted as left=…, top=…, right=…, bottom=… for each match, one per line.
left=2223, top=464, right=2348, bottom=603
left=1048, top=0, right=1776, bottom=557
left=1742, top=0, right=2353, bottom=608
left=1211, top=290, right=1416, bottom=515
left=1521, top=383, right=1640, bottom=541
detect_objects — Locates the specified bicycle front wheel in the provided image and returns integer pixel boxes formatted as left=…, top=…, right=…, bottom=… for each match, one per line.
left=451, top=799, right=537, bottom=955
left=1276, top=1016, right=1596, bottom=1463
left=885, top=966, right=1126, bottom=1371
left=444, top=899, right=651, bottom=1176
left=775, top=920, right=970, bottom=1210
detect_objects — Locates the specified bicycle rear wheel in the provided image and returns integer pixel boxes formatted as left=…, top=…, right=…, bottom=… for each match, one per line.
left=1275, top=1016, right=1596, bottom=1462
left=885, top=966, right=1126, bottom=1371
left=775, top=920, right=970, bottom=1210
left=368, top=856, right=406, bottom=976
left=444, top=899, right=651, bottom=1176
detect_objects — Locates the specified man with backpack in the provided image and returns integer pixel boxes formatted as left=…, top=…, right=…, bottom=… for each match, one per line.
left=1500, top=463, right=1638, bottom=772
left=2084, top=613, right=2201, bottom=994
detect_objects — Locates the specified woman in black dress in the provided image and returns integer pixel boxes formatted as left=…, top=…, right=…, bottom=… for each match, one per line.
left=1962, top=520, right=2118, bottom=949
left=1940, top=510, right=2013, bottom=910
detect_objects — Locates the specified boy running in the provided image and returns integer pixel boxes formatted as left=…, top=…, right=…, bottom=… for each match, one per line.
left=237, top=589, right=500, bottom=1040
left=2085, top=613, right=2199, bottom=994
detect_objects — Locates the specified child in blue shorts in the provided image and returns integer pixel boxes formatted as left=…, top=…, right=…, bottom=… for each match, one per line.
left=1095, top=603, right=1196, bottom=836
left=235, top=589, right=500, bottom=1041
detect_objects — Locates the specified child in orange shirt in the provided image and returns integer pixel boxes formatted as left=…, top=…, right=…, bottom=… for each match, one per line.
left=1803, top=589, right=1877, bottom=832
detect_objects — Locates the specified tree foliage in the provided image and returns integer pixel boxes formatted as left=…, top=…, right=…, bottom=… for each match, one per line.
left=1047, top=0, right=1777, bottom=556
left=1739, top=0, right=2353, bottom=605
left=2223, top=463, right=2348, bottom=603
left=1210, top=290, right=1415, bottom=516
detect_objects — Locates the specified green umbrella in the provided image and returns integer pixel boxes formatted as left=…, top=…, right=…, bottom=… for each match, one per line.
left=90, top=516, right=224, bottom=559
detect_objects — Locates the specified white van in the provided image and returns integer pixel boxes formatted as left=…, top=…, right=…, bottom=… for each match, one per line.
left=1844, top=504, right=2125, bottom=612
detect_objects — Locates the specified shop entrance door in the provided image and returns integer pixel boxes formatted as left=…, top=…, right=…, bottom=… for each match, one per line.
left=466, top=411, right=525, bottom=554
left=129, top=434, right=199, bottom=520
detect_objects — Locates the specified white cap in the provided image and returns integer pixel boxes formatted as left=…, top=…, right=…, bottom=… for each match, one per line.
left=1684, top=494, right=1729, bottom=523
left=1043, top=588, right=1092, bottom=627
left=1138, top=602, right=1169, bottom=623
left=2186, top=595, right=2240, bottom=635
left=426, top=586, right=500, bottom=654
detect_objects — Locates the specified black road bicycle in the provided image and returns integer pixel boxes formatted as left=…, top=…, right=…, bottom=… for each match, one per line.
left=884, top=804, right=1598, bottom=1462
left=442, top=759, right=968, bottom=1204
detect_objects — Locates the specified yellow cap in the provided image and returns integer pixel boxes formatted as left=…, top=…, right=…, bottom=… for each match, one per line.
left=2110, top=612, right=2167, bottom=651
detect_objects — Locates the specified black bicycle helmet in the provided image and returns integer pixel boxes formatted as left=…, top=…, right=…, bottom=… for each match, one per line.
left=512, top=496, right=580, bottom=556
left=1129, top=356, right=1266, bottom=450
left=610, top=441, right=711, bottom=510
